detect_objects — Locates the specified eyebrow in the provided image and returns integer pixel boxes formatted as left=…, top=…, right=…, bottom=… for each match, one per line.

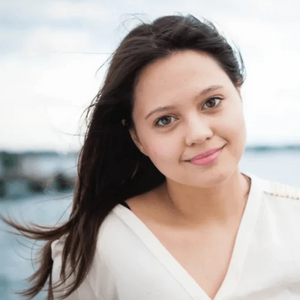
left=145, top=85, right=224, bottom=120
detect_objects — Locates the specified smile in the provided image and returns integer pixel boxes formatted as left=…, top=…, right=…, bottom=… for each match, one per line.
left=189, top=146, right=224, bottom=166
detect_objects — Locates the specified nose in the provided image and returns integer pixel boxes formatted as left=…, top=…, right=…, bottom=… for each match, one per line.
left=184, top=114, right=213, bottom=147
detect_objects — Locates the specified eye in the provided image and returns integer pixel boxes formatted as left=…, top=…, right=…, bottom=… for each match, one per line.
left=155, top=116, right=177, bottom=127
left=202, top=97, right=223, bottom=110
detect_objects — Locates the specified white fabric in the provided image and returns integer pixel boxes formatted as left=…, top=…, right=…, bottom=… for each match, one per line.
left=51, top=172, right=300, bottom=300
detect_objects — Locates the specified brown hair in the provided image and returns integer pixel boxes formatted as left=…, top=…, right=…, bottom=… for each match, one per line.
left=1, top=14, right=245, bottom=299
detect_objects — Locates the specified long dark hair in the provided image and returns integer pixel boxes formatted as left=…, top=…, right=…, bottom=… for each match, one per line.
left=1, top=14, right=245, bottom=299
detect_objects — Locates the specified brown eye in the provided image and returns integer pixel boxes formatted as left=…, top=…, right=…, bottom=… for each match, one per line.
left=155, top=116, right=176, bottom=127
left=202, top=97, right=222, bottom=110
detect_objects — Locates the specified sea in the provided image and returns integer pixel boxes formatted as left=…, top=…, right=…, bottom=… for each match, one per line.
left=0, top=148, right=299, bottom=300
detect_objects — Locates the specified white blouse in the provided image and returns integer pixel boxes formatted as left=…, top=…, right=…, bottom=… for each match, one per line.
left=51, top=172, right=300, bottom=300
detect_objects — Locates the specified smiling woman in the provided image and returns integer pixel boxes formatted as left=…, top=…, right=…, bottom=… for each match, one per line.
left=2, top=14, right=300, bottom=300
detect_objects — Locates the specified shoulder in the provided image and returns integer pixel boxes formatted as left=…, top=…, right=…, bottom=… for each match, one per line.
left=97, top=204, right=144, bottom=255
left=50, top=209, right=130, bottom=299
left=51, top=206, right=137, bottom=266
left=246, top=171, right=300, bottom=201
left=255, top=175, right=300, bottom=218
left=51, top=207, right=132, bottom=263
left=245, top=172, right=300, bottom=216
left=262, top=179, right=300, bottom=201
left=252, top=177, right=300, bottom=249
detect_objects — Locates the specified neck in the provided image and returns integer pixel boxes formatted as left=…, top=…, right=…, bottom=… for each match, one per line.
left=159, top=168, right=251, bottom=228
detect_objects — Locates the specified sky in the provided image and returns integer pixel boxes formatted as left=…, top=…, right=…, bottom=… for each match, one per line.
left=1, top=0, right=300, bottom=152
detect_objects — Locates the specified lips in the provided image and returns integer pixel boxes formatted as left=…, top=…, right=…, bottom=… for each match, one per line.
left=190, top=146, right=224, bottom=162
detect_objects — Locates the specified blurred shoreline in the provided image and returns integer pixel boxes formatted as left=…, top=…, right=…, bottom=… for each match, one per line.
left=1, top=144, right=299, bottom=200
left=0, top=151, right=77, bottom=199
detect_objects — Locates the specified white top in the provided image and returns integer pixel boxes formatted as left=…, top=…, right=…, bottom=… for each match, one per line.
left=51, top=172, right=300, bottom=300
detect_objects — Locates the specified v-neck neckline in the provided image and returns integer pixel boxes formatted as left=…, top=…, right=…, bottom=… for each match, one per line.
left=112, top=172, right=263, bottom=300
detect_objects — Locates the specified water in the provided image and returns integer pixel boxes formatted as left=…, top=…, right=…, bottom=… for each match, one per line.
left=0, top=193, right=72, bottom=300
left=0, top=149, right=299, bottom=300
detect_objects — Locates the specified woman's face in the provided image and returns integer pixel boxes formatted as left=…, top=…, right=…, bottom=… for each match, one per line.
left=130, top=50, right=247, bottom=188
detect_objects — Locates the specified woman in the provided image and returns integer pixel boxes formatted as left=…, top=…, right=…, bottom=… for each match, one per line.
left=5, top=14, right=300, bottom=300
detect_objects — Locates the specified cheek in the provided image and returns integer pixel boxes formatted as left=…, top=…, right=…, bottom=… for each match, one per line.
left=221, top=104, right=247, bottom=153
left=222, top=99, right=245, bottom=132
left=142, top=134, right=181, bottom=165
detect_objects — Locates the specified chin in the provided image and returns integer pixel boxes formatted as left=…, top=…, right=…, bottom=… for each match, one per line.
left=179, top=164, right=236, bottom=188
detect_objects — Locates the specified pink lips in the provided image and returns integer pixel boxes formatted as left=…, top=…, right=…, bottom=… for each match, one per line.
left=190, top=146, right=224, bottom=166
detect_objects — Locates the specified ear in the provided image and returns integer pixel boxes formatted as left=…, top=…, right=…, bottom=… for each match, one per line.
left=236, top=79, right=242, bottom=93
left=129, top=127, right=148, bottom=156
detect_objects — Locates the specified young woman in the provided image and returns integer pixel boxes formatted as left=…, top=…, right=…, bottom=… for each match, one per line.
left=5, top=14, right=300, bottom=300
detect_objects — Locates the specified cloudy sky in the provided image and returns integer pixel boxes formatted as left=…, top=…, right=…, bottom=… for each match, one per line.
left=1, top=0, right=300, bottom=152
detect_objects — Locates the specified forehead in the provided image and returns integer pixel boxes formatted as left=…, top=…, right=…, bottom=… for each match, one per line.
left=134, top=50, right=232, bottom=111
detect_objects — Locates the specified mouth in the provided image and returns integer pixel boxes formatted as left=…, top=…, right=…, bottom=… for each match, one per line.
left=186, top=145, right=225, bottom=166
left=190, top=146, right=225, bottom=161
